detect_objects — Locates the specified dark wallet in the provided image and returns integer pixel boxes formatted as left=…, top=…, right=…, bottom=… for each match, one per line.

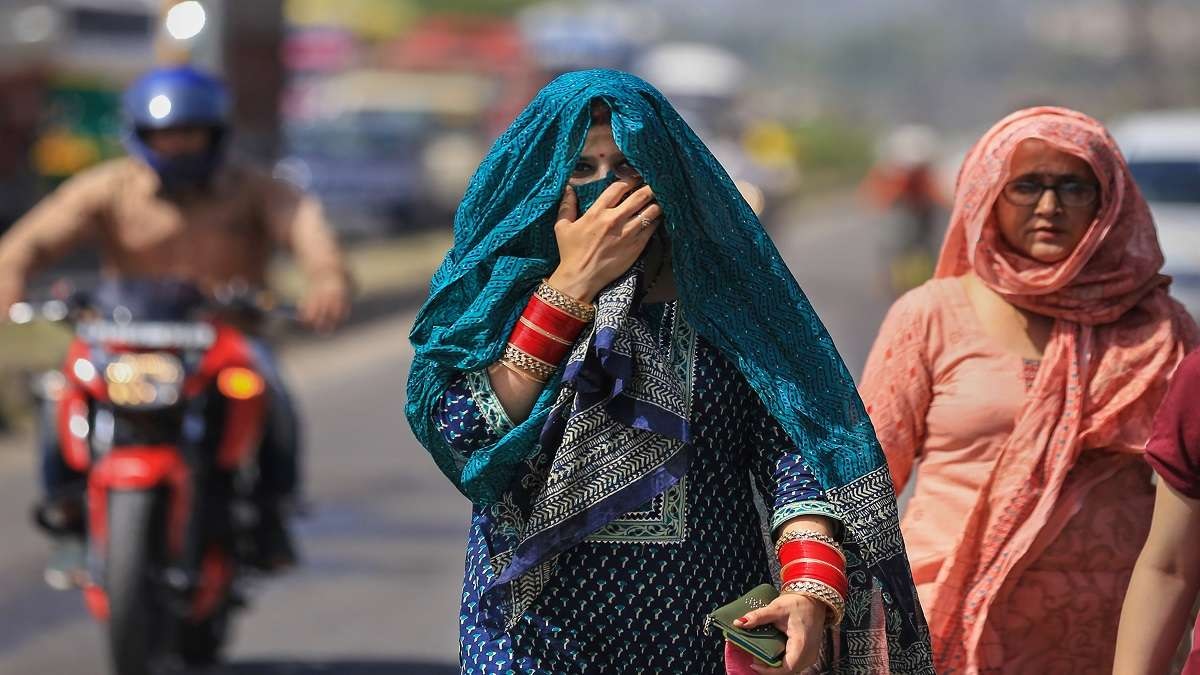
left=704, top=583, right=787, bottom=668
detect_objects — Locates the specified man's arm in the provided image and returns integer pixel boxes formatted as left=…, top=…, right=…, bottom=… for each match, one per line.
left=0, top=166, right=110, bottom=311
left=260, top=175, right=352, bottom=332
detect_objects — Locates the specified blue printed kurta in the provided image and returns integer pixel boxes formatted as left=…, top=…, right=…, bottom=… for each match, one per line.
left=433, top=306, right=838, bottom=673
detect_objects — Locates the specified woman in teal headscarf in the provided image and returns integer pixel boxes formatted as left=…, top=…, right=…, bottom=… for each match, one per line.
left=407, top=70, right=931, bottom=673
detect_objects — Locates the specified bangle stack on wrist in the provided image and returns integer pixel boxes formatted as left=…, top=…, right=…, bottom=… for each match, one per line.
left=499, top=280, right=594, bottom=383
left=775, top=530, right=848, bottom=626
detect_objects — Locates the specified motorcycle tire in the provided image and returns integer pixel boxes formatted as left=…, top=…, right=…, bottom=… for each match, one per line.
left=106, top=490, right=166, bottom=675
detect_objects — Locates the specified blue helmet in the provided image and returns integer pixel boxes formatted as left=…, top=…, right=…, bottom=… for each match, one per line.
left=123, top=66, right=231, bottom=186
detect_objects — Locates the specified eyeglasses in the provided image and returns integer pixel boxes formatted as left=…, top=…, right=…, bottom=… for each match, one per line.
left=1001, top=179, right=1100, bottom=208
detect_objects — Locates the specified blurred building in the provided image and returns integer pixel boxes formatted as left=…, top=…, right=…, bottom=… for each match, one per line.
left=275, top=1, right=551, bottom=236
left=0, top=1, right=154, bottom=229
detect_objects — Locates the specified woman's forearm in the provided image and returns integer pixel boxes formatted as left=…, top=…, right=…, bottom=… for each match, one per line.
left=488, top=266, right=602, bottom=424
left=487, top=362, right=548, bottom=424
left=1114, top=561, right=1200, bottom=674
left=1114, top=478, right=1200, bottom=674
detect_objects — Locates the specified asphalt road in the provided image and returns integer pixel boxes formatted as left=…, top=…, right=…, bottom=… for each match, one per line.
left=0, top=195, right=897, bottom=675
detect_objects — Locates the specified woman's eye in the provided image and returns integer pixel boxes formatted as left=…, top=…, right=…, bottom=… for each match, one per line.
left=1012, top=181, right=1042, bottom=195
left=572, top=162, right=593, bottom=175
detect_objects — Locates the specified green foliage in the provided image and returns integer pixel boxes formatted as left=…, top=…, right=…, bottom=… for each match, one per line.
left=790, top=118, right=875, bottom=190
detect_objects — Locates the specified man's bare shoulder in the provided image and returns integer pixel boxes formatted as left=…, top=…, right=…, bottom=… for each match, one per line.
left=64, top=156, right=143, bottom=185
left=46, top=157, right=152, bottom=206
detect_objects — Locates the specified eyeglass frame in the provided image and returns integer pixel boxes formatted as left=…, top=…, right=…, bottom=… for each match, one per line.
left=999, top=178, right=1101, bottom=208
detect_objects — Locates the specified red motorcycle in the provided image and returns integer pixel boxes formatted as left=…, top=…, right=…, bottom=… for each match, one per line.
left=13, top=280, right=292, bottom=675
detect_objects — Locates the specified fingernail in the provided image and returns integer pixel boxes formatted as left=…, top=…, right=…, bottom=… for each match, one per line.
left=734, top=617, right=747, bottom=625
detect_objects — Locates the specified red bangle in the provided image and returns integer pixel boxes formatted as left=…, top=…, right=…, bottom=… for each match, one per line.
left=779, top=540, right=845, bottom=568
left=781, top=567, right=848, bottom=598
left=780, top=562, right=847, bottom=595
left=781, top=559, right=847, bottom=582
left=509, top=322, right=572, bottom=364
left=780, top=558, right=846, bottom=579
left=525, top=296, right=588, bottom=339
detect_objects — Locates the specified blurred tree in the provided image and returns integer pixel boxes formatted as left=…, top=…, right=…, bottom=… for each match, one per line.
left=790, top=118, right=874, bottom=193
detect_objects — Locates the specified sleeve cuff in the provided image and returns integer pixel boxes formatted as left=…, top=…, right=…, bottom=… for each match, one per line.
left=464, top=370, right=516, bottom=437
left=771, top=500, right=844, bottom=535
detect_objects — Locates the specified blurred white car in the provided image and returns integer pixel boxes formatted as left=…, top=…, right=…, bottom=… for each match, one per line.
left=1112, top=110, right=1200, bottom=320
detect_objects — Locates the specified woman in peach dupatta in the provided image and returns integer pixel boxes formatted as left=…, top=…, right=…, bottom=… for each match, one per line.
left=860, top=106, right=1198, bottom=674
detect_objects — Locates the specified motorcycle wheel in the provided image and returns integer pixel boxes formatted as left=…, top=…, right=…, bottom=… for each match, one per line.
left=106, top=490, right=166, bottom=675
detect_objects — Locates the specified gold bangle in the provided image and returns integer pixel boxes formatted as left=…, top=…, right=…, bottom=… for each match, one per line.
left=775, top=530, right=845, bottom=563
left=537, top=280, right=596, bottom=322
left=518, top=317, right=574, bottom=345
left=498, top=358, right=549, bottom=384
left=504, top=343, right=557, bottom=370
left=502, top=343, right=557, bottom=381
left=781, top=578, right=846, bottom=626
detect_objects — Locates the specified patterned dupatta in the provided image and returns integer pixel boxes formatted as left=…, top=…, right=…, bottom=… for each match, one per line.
left=487, top=263, right=693, bottom=622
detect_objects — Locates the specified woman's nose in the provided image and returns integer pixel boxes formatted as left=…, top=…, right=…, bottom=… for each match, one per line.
left=1034, top=187, right=1061, bottom=216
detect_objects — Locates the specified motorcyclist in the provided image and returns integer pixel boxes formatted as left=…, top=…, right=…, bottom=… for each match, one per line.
left=859, top=124, right=948, bottom=294
left=0, top=65, right=352, bottom=584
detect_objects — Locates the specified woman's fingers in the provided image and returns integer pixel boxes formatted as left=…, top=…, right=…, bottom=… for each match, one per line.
left=594, top=180, right=638, bottom=210
left=736, top=606, right=782, bottom=630
left=619, top=203, right=663, bottom=239
left=612, top=184, right=656, bottom=219
left=557, top=185, right=578, bottom=222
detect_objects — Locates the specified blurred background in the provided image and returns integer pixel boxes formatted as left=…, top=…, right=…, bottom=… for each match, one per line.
left=0, top=1, right=1198, bottom=673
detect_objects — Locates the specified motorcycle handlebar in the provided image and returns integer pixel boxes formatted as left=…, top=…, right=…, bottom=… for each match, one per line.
left=8, top=287, right=302, bottom=327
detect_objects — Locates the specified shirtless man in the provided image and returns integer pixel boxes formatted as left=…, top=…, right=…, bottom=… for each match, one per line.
left=0, top=66, right=351, bottom=581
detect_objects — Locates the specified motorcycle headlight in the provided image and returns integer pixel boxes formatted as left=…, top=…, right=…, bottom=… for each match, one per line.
left=104, top=353, right=184, bottom=409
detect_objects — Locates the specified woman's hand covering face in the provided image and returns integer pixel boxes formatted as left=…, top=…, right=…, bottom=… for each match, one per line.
left=547, top=180, right=662, bottom=302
